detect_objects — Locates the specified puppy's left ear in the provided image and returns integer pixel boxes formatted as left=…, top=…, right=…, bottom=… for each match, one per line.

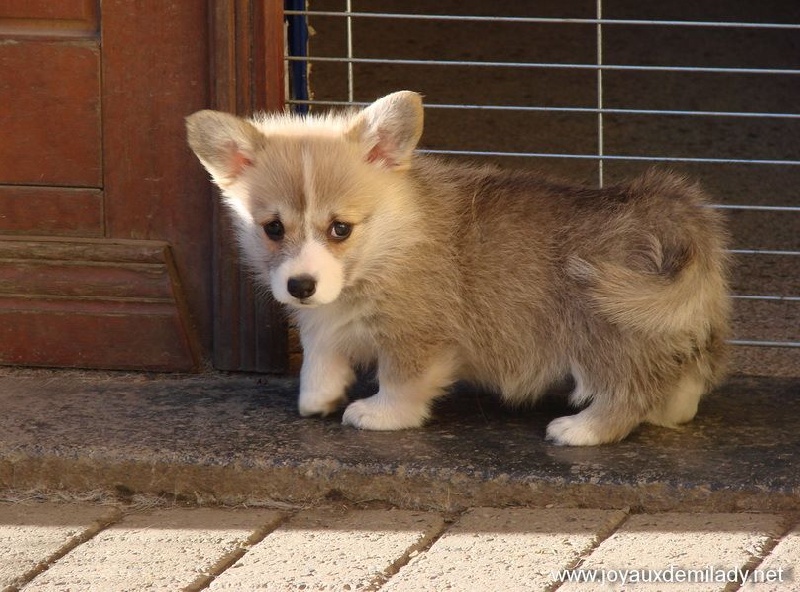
left=345, top=91, right=423, bottom=170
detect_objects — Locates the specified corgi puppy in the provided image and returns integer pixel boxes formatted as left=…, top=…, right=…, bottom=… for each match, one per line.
left=186, top=91, right=731, bottom=445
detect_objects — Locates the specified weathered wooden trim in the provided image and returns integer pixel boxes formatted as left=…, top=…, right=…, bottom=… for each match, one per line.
left=208, top=0, right=289, bottom=373
left=0, top=237, right=201, bottom=371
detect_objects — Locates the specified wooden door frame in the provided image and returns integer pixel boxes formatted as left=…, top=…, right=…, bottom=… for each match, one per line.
left=208, top=0, right=289, bottom=372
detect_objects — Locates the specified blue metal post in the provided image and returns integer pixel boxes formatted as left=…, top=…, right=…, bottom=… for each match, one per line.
left=285, top=0, right=309, bottom=114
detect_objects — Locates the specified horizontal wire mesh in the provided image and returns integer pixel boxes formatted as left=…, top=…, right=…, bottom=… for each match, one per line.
left=285, top=54, right=800, bottom=76
left=285, top=9, right=800, bottom=30
left=288, top=99, right=800, bottom=120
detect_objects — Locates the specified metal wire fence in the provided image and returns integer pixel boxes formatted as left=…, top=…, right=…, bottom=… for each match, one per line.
left=284, top=2, right=800, bottom=357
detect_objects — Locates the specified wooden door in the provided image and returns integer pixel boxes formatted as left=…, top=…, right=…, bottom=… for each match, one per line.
left=0, top=0, right=289, bottom=372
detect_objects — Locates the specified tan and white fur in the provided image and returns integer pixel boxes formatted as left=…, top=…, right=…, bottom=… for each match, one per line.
left=186, top=91, right=731, bottom=446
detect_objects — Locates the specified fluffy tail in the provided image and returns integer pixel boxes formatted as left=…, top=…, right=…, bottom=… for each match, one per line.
left=574, top=251, right=725, bottom=335
left=568, top=171, right=732, bottom=386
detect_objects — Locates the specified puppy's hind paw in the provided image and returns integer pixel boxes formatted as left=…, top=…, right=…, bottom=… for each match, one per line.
left=546, top=415, right=605, bottom=447
left=342, top=395, right=428, bottom=431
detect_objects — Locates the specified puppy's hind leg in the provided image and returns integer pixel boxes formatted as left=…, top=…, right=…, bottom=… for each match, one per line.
left=646, top=330, right=728, bottom=428
left=546, top=357, right=642, bottom=445
left=546, top=394, right=643, bottom=446
left=548, top=355, right=696, bottom=445
left=343, top=352, right=457, bottom=430
left=645, top=368, right=705, bottom=427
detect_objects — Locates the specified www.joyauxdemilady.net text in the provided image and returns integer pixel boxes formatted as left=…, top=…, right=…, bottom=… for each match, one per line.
left=551, top=565, right=788, bottom=586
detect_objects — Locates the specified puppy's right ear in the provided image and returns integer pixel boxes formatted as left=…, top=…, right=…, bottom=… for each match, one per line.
left=345, top=91, right=423, bottom=171
left=186, top=110, right=261, bottom=188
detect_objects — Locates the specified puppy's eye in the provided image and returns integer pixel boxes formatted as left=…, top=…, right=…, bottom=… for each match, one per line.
left=263, top=220, right=285, bottom=241
left=329, top=221, right=352, bottom=241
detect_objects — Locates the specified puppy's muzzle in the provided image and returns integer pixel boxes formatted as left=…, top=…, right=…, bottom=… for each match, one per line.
left=287, top=274, right=317, bottom=300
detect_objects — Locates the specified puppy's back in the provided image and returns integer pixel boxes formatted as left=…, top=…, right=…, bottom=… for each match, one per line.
left=407, top=159, right=730, bottom=391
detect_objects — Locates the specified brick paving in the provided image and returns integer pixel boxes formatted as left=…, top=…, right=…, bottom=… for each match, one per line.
left=1, top=503, right=796, bottom=591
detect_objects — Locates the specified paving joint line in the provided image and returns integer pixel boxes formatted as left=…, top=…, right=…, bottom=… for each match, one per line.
left=544, top=508, right=632, bottom=592
left=368, top=508, right=466, bottom=591
left=182, top=509, right=296, bottom=592
left=723, top=513, right=799, bottom=592
left=1, top=506, right=124, bottom=592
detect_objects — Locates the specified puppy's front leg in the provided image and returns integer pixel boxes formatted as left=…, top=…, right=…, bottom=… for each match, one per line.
left=342, top=352, right=456, bottom=430
left=298, top=343, right=354, bottom=417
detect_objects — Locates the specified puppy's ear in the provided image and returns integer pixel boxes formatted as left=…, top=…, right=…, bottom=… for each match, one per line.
left=186, top=110, right=261, bottom=188
left=345, top=91, right=423, bottom=170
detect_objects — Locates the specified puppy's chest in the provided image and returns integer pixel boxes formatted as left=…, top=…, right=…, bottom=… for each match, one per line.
left=302, top=302, right=382, bottom=360
left=341, top=311, right=378, bottom=343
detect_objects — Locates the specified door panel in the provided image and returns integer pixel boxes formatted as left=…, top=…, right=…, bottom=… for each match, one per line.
left=0, top=187, right=103, bottom=237
left=0, top=40, right=101, bottom=187
left=0, top=0, right=99, bottom=37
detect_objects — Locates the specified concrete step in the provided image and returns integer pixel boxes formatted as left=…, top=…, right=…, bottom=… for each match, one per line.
left=0, top=370, right=798, bottom=512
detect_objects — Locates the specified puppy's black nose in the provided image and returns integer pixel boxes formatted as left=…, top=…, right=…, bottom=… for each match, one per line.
left=287, top=275, right=317, bottom=299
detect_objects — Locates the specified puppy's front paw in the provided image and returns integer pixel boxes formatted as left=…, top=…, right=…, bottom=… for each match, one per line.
left=298, top=391, right=347, bottom=417
left=546, top=415, right=604, bottom=446
left=342, top=395, right=427, bottom=431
